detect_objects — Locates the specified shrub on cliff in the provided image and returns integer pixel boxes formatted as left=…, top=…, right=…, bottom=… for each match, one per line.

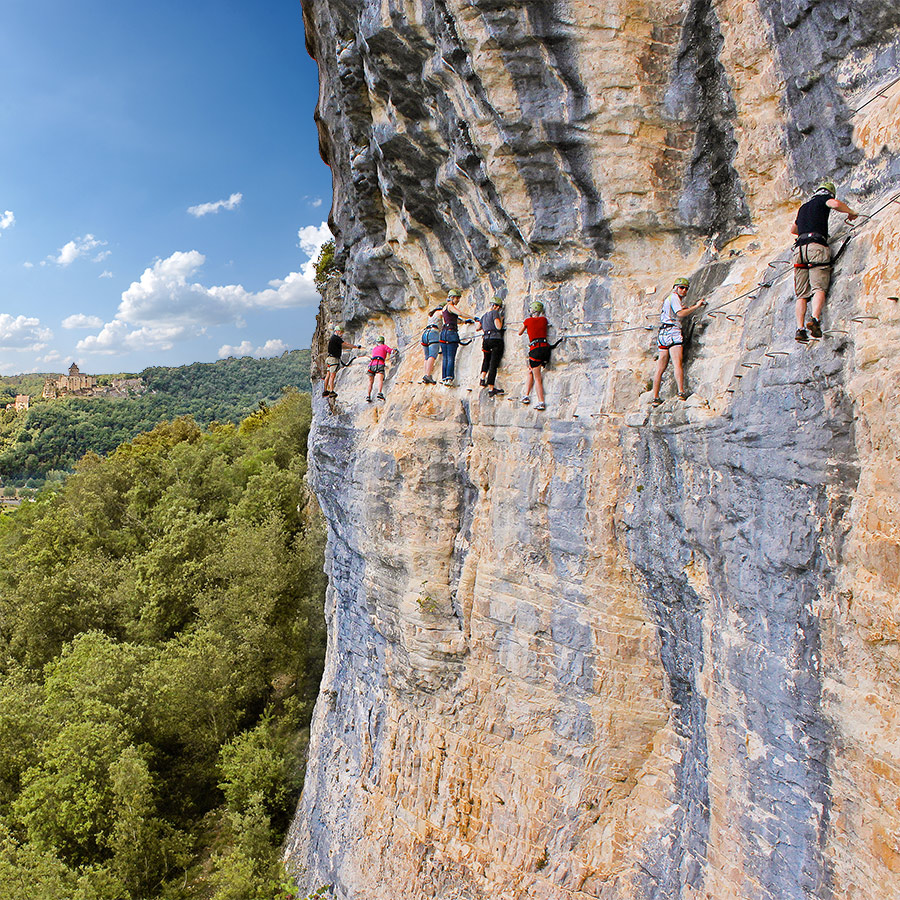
left=313, top=240, right=339, bottom=295
left=0, top=391, right=326, bottom=899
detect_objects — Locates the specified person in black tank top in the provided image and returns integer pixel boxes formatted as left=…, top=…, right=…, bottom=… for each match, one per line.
left=323, top=326, right=361, bottom=397
left=791, top=181, right=858, bottom=342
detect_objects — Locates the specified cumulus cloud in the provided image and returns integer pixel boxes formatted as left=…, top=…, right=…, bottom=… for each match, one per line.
left=53, top=234, right=107, bottom=266
left=62, top=314, right=105, bottom=330
left=258, top=338, right=289, bottom=355
left=297, top=222, right=331, bottom=257
left=0, top=314, right=53, bottom=351
left=77, top=224, right=331, bottom=355
left=23, top=261, right=33, bottom=269
left=218, top=340, right=254, bottom=358
left=218, top=338, right=289, bottom=359
left=39, top=350, right=63, bottom=365
left=187, top=192, right=243, bottom=218
left=0, top=211, right=14, bottom=233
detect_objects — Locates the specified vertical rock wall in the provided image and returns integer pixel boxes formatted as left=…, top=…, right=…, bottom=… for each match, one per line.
left=285, top=1, right=900, bottom=898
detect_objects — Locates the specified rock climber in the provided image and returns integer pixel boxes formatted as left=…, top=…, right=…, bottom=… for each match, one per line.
left=476, top=296, right=506, bottom=396
left=650, top=278, right=706, bottom=406
left=323, top=326, right=361, bottom=398
left=366, top=335, right=393, bottom=402
left=439, top=289, right=475, bottom=385
left=791, top=180, right=858, bottom=342
left=518, top=300, right=552, bottom=410
left=420, top=305, right=444, bottom=384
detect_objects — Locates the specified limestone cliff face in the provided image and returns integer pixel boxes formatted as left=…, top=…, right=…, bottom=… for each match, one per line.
left=285, top=1, right=900, bottom=898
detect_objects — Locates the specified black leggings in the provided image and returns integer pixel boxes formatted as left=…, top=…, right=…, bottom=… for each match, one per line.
left=480, top=338, right=505, bottom=386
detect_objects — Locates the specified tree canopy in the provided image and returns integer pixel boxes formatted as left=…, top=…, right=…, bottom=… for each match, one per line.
left=0, top=350, right=311, bottom=487
left=0, top=391, right=326, bottom=899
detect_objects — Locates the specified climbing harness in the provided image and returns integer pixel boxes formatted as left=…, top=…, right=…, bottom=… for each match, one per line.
left=793, top=241, right=831, bottom=270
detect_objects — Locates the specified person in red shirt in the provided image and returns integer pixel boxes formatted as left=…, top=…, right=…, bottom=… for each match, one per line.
left=518, top=300, right=551, bottom=410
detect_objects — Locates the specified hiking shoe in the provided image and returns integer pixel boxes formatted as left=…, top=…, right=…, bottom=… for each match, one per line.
left=521, top=396, right=530, bottom=404
left=365, top=395, right=373, bottom=402
left=651, top=397, right=663, bottom=407
left=421, top=375, right=435, bottom=384
left=376, top=392, right=385, bottom=400
left=488, top=387, right=505, bottom=396
left=479, top=378, right=487, bottom=387
left=322, top=389, right=329, bottom=397
left=441, top=378, right=454, bottom=386
left=535, top=402, right=546, bottom=411
left=795, top=328, right=809, bottom=343
left=678, top=391, right=690, bottom=400
left=807, top=317, right=822, bottom=338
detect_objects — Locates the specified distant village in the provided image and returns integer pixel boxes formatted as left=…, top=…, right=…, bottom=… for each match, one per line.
left=5, top=363, right=145, bottom=411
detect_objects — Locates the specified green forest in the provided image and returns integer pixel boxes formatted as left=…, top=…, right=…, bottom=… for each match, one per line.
left=0, top=351, right=311, bottom=488
left=0, top=391, right=327, bottom=899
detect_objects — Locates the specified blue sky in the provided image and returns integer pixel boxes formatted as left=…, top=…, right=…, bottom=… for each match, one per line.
left=0, top=0, right=331, bottom=375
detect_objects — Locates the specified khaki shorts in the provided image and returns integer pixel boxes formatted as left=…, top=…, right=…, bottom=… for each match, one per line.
left=325, top=355, right=341, bottom=372
left=793, top=242, right=831, bottom=299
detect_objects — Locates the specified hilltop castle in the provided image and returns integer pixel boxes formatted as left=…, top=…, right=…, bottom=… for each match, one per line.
left=42, top=363, right=97, bottom=399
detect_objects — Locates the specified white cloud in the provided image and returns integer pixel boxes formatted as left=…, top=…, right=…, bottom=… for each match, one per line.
left=187, top=192, right=243, bottom=218
left=94, top=249, right=111, bottom=262
left=78, top=223, right=331, bottom=356
left=311, top=198, right=323, bottom=208
left=0, top=210, right=14, bottom=232
left=218, top=341, right=255, bottom=358
left=0, top=314, right=53, bottom=351
left=99, top=270, right=114, bottom=279
left=258, top=339, right=289, bottom=355
left=53, top=234, right=106, bottom=266
left=23, top=261, right=33, bottom=269
left=40, top=350, right=63, bottom=365
left=297, top=222, right=331, bottom=257
left=218, top=338, right=289, bottom=359
left=62, top=313, right=105, bottom=330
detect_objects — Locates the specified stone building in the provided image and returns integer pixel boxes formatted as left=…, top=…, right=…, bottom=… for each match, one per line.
left=42, top=363, right=97, bottom=399
left=4, top=395, right=29, bottom=412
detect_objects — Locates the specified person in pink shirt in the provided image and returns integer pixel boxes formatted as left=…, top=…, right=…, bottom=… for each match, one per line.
left=366, top=336, right=393, bottom=402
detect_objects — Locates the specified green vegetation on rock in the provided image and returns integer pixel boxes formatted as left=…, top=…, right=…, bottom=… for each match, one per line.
left=0, top=391, right=326, bottom=899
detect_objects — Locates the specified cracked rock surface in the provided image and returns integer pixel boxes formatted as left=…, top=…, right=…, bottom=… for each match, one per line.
left=285, top=1, right=900, bottom=897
